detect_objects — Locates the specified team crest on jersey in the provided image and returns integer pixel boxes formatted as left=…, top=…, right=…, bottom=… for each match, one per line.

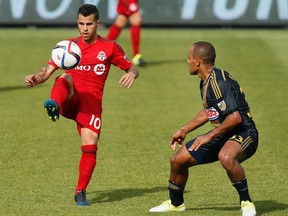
left=205, top=107, right=219, bottom=121
left=217, top=100, right=226, bottom=111
left=97, top=51, right=107, bottom=61
left=129, top=3, right=138, bottom=12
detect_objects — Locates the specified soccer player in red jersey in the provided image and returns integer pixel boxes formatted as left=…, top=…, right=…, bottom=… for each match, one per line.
left=106, top=0, right=147, bottom=66
left=24, top=4, right=139, bottom=206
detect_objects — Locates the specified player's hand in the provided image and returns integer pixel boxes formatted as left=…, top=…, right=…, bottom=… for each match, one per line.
left=170, top=130, right=186, bottom=151
left=188, top=133, right=212, bottom=151
left=119, top=71, right=137, bottom=88
left=25, top=74, right=36, bottom=87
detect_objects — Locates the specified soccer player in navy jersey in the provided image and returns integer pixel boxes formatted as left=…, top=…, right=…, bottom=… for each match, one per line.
left=149, top=42, right=258, bottom=216
left=106, top=0, right=147, bottom=66
left=25, top=4, right=139, bottom=206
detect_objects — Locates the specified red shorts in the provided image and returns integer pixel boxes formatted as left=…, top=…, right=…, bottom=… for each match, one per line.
left=61, top=89, right=102, bottom=135
left=117, top=0, right=139, bottom=17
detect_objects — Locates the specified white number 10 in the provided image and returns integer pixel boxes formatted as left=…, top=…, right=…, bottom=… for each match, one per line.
left=89, top=114, right=101, bottom=129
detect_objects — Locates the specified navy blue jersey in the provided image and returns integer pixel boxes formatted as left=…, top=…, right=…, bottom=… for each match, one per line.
left=200, top=67, right=256, bottom=131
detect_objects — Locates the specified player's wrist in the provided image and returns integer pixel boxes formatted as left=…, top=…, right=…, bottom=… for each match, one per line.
left=128, top=66, right=139, bottom=78
left=179, top=127, right=188, bottom=135
left=207, top=130, right=217, bottom=140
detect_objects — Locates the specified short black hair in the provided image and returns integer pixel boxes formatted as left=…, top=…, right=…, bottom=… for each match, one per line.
left=192, top=41, right=216, bottom=65
left=77, top=4, right=99, bottom=21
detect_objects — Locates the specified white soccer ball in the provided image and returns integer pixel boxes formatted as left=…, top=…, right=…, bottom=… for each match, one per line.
left=51, top=40, right=82, bottom=70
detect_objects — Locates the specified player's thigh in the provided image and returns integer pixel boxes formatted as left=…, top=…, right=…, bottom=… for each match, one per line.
left=171, top=145, right=198, bottom=168
left=80, top=127, right=99, bottom=145
left=115, top=14, right=128, bottom=27
left=185, top=136, right=225, bottom=164
left=227, top=130, right=258, bottom=162
left=129, top=11, right=141, bottom=26
left=75, top=94, right=102, bottom=136
left=218, top=140, right=243, bottom=164
left=61, top=89, right=78, bottom=119
left=57, top=73, right=74, bottom=99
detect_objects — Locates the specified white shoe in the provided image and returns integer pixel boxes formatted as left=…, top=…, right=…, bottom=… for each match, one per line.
left=241, top=200, right=256, bottom=216
left=149, top=200, right=186, bottom=212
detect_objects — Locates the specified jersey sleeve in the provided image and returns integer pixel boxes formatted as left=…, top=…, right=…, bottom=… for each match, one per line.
left=47, top=58, right=59, bottom=69
left=216, top=78, right=239, bottom=117
left=110, top=42, right=132, bottom=71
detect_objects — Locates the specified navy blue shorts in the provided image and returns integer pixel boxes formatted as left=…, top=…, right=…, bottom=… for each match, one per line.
left=185, top=129, right=258, bottom=164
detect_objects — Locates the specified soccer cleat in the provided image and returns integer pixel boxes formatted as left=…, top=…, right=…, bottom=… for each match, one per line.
left=149, top=200, right=186, bottom=212
left=74, top=189, right=90, bottom=206
left=132, top=53, right=147, bottom=66
left=241, top=200, right=256, bottom=216
left=44, top=99, right=59, bottom=122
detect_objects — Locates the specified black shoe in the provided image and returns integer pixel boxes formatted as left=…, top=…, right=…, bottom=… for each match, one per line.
left=74, top=189, right=90, bottom=206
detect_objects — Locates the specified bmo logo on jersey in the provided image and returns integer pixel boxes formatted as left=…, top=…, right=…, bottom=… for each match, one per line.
left=94, top=64, right=106, bottom=75
left=75, top=64, right=106, bottom=75
left=205, top=107, right=219, bottom=121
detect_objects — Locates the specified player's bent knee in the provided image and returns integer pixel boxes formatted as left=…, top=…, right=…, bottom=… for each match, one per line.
left=170, top=154, right=183, bottom=170
left=170, top=149, right=196, bottom=169
left=130, top=18, right=141, bottom=26
left=130, top=12, right=141, bottom=25
left=80, top=127, right=99, bottom=145
left=60, top=73, right=73, bottom=84
left=219, top=153, right=238, bottom=170
left=115, top=15, right=128, bottom=28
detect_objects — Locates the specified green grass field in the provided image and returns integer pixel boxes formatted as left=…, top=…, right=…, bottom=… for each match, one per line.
left=0, top=27, right=287, bottom=216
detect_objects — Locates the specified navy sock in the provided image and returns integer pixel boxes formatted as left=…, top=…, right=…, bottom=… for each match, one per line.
left=232, top=177, right=252, bottom=203
left=168, top=180, right=184, bottom=206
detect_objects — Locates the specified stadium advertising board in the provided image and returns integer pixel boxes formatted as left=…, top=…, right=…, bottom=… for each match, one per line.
left=0, top=0, right=287, bottom=26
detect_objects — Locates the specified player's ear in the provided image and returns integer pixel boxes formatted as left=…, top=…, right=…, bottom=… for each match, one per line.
left=96, top=20, right=100, bottom=27
left=195, top=58, right=201, bottom=66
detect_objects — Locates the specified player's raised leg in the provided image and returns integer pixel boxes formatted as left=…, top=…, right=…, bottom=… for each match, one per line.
left=44, top=74, right=74, bottom=122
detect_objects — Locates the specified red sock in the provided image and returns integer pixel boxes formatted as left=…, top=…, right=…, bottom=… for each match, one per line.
left=50, top=77, right=70, bottom=112
left=106, top=24, right=122, bottom=40
left=130, top=25, right=140, bottom=56
left=76, top=144, right=98, bottom=193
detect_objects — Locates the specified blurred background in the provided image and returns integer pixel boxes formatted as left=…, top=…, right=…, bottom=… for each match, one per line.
left=0, top=0, right=287, bottom=28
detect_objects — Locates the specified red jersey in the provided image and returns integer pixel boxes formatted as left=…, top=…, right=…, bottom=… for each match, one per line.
left=117, top=0, right=139, bottom=16
left=48, top=35, right=132, bottom=134
left=49, top=35, right=132, bottom=103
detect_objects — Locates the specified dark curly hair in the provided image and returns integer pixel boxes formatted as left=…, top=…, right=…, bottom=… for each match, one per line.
left=192, top=41, right=216, bottom=65
left=77, top=4, right=99, bottom=21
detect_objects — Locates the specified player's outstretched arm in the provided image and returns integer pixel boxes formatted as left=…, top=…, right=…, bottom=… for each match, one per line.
left=170, top=109, right=209, bottom=150
left=119, top=65, right=139, bottom=88
left=25, top=64, right=57, bottom=88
